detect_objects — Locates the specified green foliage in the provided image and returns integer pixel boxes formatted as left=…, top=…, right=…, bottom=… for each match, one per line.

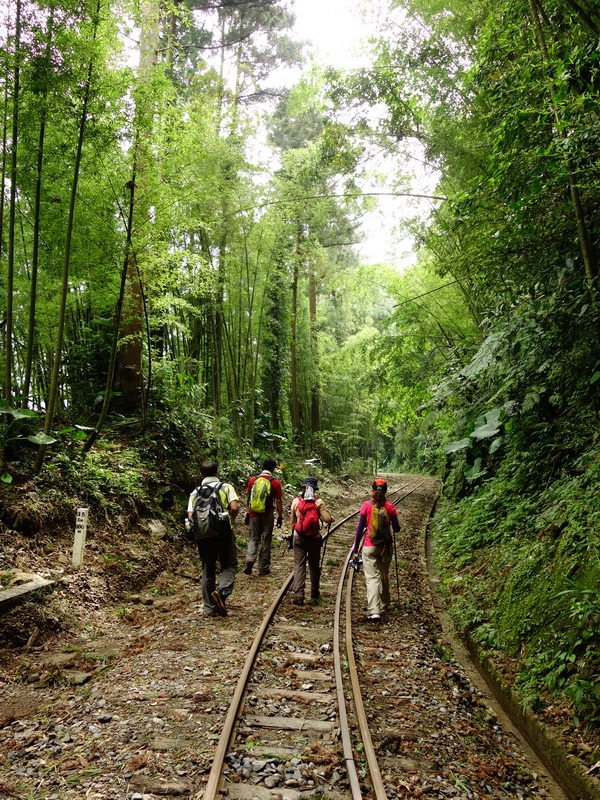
left=46, top=441, right=150, bottom=514
left=434, top=445, right=600, bottom=725
left=260, top=247, right=290, bottom=433
left=395, top=2, right=600, bottom=725
left=0, top=403, right=58, bottom=481
left=346, top=261, right=480, bottom=472
left=104, top=556, right=133, bottom=573
left=515, top=579, right=600, bottom=724
left=150, top=362, right=255, bottom=482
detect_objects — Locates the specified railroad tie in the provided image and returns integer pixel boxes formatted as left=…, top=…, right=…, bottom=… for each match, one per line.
left=242, top=714, right=334, bottom=732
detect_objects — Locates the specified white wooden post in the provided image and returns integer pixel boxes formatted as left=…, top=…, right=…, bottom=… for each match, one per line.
left=72, top=508, right=89, bottom=568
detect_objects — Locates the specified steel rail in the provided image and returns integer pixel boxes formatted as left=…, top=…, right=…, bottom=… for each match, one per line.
left=341, top=479, right=428, bottom=800
left=202, top=508, right=362, bottom=800
left=201, top=478, right=424, bottom=800
left=201, top=570, right=293, bottom=800
left=333, top=544, right=364, bottom=800
left=345, top=561, right=388, bottom=800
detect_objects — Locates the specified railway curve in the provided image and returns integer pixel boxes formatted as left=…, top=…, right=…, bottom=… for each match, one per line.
left=0, top=473, right=580, bottom=800
left=200, top=476, right=568, bottom=800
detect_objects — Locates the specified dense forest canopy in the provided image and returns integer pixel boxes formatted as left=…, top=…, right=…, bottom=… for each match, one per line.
left=0, top=0, right=598, bottom=727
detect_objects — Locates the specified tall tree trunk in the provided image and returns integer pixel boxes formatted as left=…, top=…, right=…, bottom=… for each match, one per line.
left=115, top=0, right=159, bottom=418
left=290, top=226, right=302, bottom=440
left=4, top=0, right=21, bottom=405
left=0, top=45, right=9, bottom=279
left=308, top=262, right=320, bottom=438
left=261, top=246, right=287, bottom=434
left=117, top=253, right=144, bottom=412
left=35, top=0, right=99, bottom=474
left=82, top=172, right=137, bottom=455
left=214, top=246, right=225, bottom=416
left=212, top=11, right=240, bottom=419
left=23, top=8, right=54, bottom=408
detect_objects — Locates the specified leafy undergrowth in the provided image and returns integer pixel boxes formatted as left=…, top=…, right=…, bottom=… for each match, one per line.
left=433, top=445, right=600, bottom=753
left=0, top=422, right=198, bottom=651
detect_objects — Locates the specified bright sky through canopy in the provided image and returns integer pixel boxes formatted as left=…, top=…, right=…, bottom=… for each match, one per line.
left=288, top=0, right=426, bottom=270
left=291, top=0, right=371, bottom=69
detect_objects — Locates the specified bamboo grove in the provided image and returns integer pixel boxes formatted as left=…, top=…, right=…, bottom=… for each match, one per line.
left=0, top=0, right=385, bottom=475
left=2, top=0, right=600, bottom=483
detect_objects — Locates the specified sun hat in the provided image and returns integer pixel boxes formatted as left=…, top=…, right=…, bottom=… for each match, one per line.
left=372, top=478, right=387, bottom=492
left=303, top=476, right=319, bottom=490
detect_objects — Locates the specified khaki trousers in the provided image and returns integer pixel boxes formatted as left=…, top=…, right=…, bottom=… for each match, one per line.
left=362, top=544, right=392, bottom=616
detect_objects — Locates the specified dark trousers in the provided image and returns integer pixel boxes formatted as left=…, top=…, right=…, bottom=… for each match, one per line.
left=197, top=529, right=238, bottom=614
left=292, top=533, right=322, bottom=601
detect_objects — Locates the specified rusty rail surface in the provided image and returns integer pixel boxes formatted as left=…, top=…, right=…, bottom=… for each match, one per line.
left=201, top=478, right=425, bottom=800
left=341, top=480, right=427, bottom=800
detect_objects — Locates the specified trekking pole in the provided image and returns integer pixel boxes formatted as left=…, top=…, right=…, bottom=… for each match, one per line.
left=392, top=528, right=400, bottom=604
left=319, top=522, right=332, bottom=570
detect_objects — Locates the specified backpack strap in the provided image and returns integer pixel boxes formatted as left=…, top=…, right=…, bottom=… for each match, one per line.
left=197, top=481, right=224, bottom=502
left=247, top=474, right=270, bottom=495
left=294, top=497, right=304, bottom=533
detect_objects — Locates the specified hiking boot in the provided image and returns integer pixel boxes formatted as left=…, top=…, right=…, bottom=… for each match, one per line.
left=292, top=598, right=304, bottom=606
left=367, top=613, right=381, bottom=622
left=242, top=561, right=254, bottom=575
left=309, top=596, right=321, bottom=606
left=211, top=590, right=228, bottom=617
left=258, top=568, right=271, bottom=576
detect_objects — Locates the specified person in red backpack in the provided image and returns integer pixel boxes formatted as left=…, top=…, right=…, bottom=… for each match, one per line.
left=351, top=478, right=400, bottom=622
left=289, top=477, right=333, bottom=606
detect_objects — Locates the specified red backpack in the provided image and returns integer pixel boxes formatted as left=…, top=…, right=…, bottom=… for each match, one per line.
left=295, top=498, right=320, bottom=536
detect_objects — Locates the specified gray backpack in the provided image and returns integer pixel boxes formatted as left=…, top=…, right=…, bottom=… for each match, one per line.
left=192, top=482, right=231, bottom=540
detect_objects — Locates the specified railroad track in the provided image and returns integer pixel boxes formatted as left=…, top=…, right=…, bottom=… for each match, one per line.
left=0, top=474, right=574, bottom=800
left=201, top=479, right=428, bottom=800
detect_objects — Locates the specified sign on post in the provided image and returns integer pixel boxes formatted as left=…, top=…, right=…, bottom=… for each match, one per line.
left=72, top=508, right=89, bottom=568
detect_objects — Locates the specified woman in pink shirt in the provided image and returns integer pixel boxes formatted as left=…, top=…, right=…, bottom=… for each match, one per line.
left=351, top=478, right=400, bottom=622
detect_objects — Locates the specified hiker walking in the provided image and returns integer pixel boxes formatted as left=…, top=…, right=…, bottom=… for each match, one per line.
left=187, top=461, right=239, bottom=617
left=289, top=477, right=333, bottom=606
left=243, top=458, right=283, bottom=576
left=351, top=478, right=400, bottom=622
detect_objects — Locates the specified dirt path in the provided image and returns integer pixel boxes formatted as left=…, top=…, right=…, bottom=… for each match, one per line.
left=0, top=475, right=570, bottom=799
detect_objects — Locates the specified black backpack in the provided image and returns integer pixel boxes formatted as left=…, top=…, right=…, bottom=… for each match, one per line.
left=192, top=482, right=231, bottom=540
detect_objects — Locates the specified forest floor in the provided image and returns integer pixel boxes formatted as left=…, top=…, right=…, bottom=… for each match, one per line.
left=0, top=475, right=597, bottom=800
